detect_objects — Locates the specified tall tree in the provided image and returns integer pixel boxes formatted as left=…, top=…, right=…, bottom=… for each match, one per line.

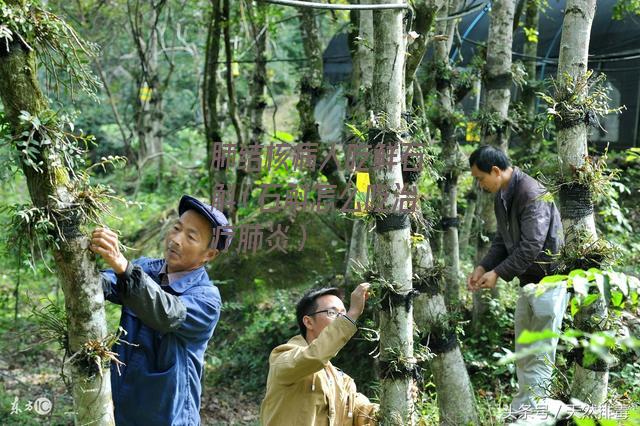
left=370, top=1, right=415, bottom=423
left=521, top=0, right=542, bottom=155
left=203, top=0, right=227, bottom=203
left=222, top=0, right=247, bottom=223
left=431, top=0, right=464, bottom=306
left=412, top=230, right=479, bottom=425
left=0, top=1, right=114, bottom=423
left=345, top=6, right=374, bottom=286
left=127, top=0, right=175, bottom=177
left=554, top=0, right=608, bottom=404
left=472, top=0, right=516, bottom=328
left=296, top=1, right=347, bottom=194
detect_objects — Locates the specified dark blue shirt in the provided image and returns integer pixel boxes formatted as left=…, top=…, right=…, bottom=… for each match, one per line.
left=102, top=257, right=221, bottom=425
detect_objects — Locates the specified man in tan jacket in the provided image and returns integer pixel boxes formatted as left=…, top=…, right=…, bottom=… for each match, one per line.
left=260, top=283, right=378, bottom=426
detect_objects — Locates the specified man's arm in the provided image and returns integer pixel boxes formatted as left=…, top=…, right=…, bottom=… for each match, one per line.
left=354, top=392, right=379, bottom=426
left=343, top=373, right=379, bottom=425
left=91, top=228, right=193, bottom=334
left=271, top=315, right=357, bottom=385
left=493, top=199, right=551, bottom=282
left=271, top=283, right=369, bottom=385
left=100, top=269, right=122, bottom=305
left=116, top=261, right=187, bottom=333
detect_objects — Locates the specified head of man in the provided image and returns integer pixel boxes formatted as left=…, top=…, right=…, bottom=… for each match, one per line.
left=469, top=145, right=513, bottom=194
left=296, top=287, right=347, bottom=343
left=164, top=195, right=231, bottom=273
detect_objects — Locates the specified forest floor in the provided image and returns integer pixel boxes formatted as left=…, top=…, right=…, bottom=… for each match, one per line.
left=0, top=317, right=260, bottom=425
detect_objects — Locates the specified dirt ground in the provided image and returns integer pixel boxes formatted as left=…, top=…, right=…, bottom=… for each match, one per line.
left=0, top=320, right=259, bottom=425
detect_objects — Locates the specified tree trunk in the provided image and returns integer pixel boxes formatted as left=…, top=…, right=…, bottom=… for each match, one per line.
left=555, top=0, right=608, bottom=404
left=203, top=0, right=227, bottom=204
left=481, top=0, right=515, bottom=150
left=345, top=6, right=373, bottom=286
left=412, top=235, right=479, bottom=425
left=246, top=1, right=268, bottom=151
left=405, top=0, right=442, bottom=102
left=128, top=0, right=168, bottom=178
left=521, top=0, right=542, bottom=155
left=431, top=0, right=463, bottom=306
left=297, top=3, right=347, bottom=194
left=222, top=0, right=247, bottom=223
left=458, top=190, right=476, bottom=255
left=370, top=2, right=415, bottom=424
left=473, top=0, right=515, bottom=329
left=0, top=11, right=114, bottom=425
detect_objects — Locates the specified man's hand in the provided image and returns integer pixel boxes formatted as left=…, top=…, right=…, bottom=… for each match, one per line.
left=467, top=266, right=486, bottom=291
left=90, top=227, right=128, bottom=275
left=346, top=282, right=370, bottom=322
left=475, top=270, right=499, bottom=290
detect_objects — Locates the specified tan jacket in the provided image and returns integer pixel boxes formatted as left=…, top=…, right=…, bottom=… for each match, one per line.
left=260, top=316, right=378, bottom=426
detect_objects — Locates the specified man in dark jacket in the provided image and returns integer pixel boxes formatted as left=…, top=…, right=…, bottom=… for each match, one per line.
left=467, top=146, right=568, bottom=416
left=90, top=195, right=231, bottom=425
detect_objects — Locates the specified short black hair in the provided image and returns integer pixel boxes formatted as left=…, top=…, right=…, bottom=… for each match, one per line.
left=469, top=145, right=511, bottom=173
left=296, top=287, right=344, bottom=338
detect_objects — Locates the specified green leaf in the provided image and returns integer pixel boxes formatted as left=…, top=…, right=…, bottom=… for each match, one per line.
left=610, top=291, right=624, bottom=307
left=573, top=417, right=596, bottom=426
left=540, top=274, right=568, bottom=284
left=516, top=329, right=559, bottom=344
left=582, top=293, right=600, bottom=307
left=570, top=297, right=579, bottom=316
left=569, top=269, right=588, bottom=278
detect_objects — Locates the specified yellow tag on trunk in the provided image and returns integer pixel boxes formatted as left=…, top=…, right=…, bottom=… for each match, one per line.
left=354, top=172, right=370, bottom=216
left=466, top=121, right=480, bottom=142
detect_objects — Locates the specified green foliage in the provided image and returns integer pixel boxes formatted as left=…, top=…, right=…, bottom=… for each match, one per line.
left=538, top=71, right=624, bottom=133
left=207, top=290, right=298, bottom=393
left=0, top=0, right=100, bottom=98
left=531, top=269, right=640, bottom=366
left=30, top=297, right=67, bottom=352
left=613, top=0, right=640, bottom=20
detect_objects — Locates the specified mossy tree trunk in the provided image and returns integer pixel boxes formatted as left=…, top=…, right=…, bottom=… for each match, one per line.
left=412, top=232, right=479, bottom=425
left=222, top=0, right=247, bottom=223
left=431, top=0, right=463, bottom=306
left=555, top=0, right=608, bottom=405
left=203, top=0, right=227, bottom=205
left=345, top=7, right=374, bottom=286
left=370, top=2, right=415, bottom=424
left=472, top=0, right=516, bottom=330
left=0, top=4, right=114, bottom=424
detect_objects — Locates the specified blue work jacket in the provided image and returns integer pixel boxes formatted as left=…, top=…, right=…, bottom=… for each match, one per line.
left=101, top=257, right=221, bottom=425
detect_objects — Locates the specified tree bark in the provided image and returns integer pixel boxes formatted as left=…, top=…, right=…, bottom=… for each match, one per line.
left=481, top=0, right=515, bottom=150
left=555, top=0, right=608, bottom=404
left=222, top=0, right=247, bottom=223
left=405, top=0, right=442, bottom=102
left=203, top=0, right=227, bottom=204
left=412, top=235, right=479, bottom=425
left=370, top=2, right=415, bottom=424
left=345, top=6, right=373, bottom=286
left=431, top=0, right=462, bottom=306
left=128, top=0, right=170, bottom=179
left=0, top=7, right=114, bottom=424
left=521, top=0, right=541, bottom=155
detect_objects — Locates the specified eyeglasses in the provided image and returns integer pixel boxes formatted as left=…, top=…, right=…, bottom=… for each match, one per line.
left=307, top=309, right=343, bottom=319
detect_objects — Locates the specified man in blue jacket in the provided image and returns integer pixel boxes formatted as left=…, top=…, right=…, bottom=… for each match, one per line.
left=91, top=195, right=231, bottom=425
